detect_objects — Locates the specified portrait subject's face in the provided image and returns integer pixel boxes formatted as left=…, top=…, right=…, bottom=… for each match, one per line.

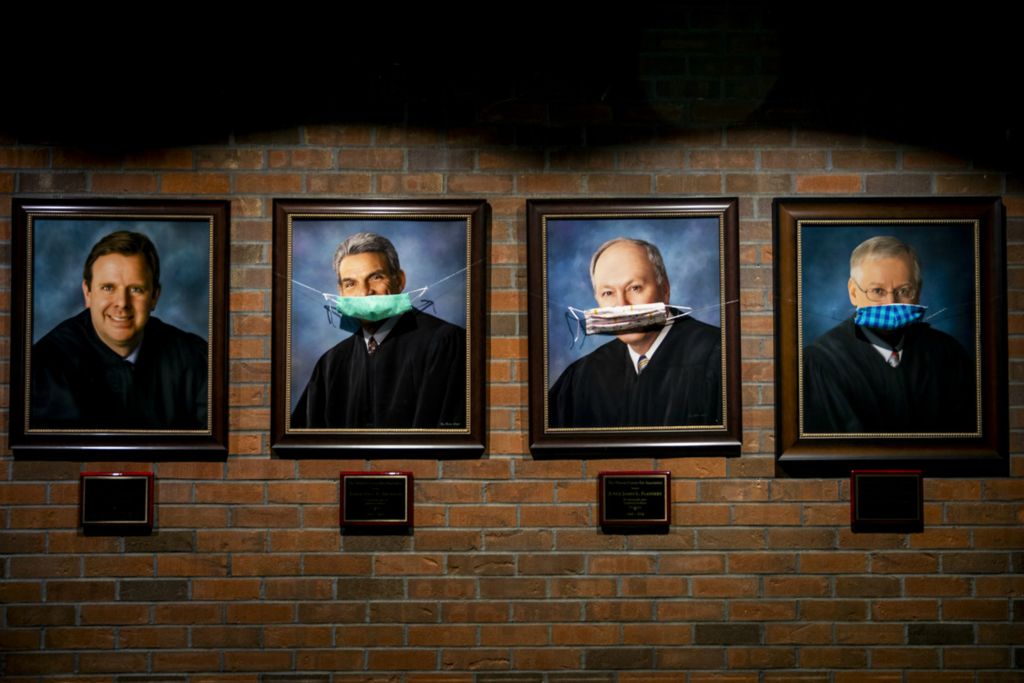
left=337, top=251, right=406, bottom=298
left=848, top=255, right=919, bottom=307
left=592, top=241, right=670, bottom=350
left=82, top=253, right=160, bottom=357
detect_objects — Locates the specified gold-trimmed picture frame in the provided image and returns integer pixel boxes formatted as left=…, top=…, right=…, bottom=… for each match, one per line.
left=773, top=197, right=1007, bottom=476
left=527, top=198, right=741, bottom=456
left=10, top=198, right=229, bottom=456
left=271, top=199, right=487, bottom=457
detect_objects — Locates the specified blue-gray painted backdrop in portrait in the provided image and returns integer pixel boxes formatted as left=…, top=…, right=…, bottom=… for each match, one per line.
left=289, top=219, right=468, bottom=413
left=546, top=217, right=721, bottom=388
left=801, top=224, right=976, bottom=355
left=32, top=219, right=211, bottom=343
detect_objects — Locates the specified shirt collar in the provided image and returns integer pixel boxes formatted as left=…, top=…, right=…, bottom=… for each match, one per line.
left=859, top=323, right=905, bottom=365
left=123, top=342, right=142, bottom=364
left=362, top=313, right=401, bottom=349
left=626, top=323, right=672, bottom=374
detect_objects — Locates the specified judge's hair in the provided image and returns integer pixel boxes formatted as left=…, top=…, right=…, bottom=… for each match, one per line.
left=83, top=231, right=161, bottom=291
left=333, top=232, right=402, bottom=284
left=849, top=235, right=922, bottom=288
left=590, top=237, right=668, bottom=290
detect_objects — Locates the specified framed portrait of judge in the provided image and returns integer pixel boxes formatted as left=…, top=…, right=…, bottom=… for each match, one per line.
left=10, top=198, right=229, bottom=456
left=271, top=199, right=488, bottom=457
left=773, top=197, right=1007, bottom=476
left=527, top=198, right=741, bottom=456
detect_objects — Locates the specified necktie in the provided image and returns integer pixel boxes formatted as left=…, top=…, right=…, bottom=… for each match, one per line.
left=637, top=354, right=649, bottom=374
left=887, top=349, right=900, bottom=367
left=367, top=337, right=378, bottom=355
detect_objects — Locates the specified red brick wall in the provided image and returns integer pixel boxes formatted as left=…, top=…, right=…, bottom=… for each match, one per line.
left=1, top=122, right=1020, bottom=681
left=1, top=10, right=1022, bottom=678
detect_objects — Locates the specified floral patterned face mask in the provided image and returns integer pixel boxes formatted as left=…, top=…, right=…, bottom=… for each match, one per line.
left=854, top=303, right=926, bottom=331
left=566, top=302, right=693, bottom=345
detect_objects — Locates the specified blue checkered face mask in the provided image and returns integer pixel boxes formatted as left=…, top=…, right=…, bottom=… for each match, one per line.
left=854, top=304, right=926, bottom=331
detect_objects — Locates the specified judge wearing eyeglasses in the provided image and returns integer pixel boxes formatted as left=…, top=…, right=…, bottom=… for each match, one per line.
left=802, top=235, right=976, bottom=434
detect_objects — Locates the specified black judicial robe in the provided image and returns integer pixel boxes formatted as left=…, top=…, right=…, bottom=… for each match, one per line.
left=290, top=310, right=466, bottom=429
left=803, top=318, right=976, bottom=434
left=548, top=318, right=722, bottom=428
left=31, top=310, right=208, bottom=430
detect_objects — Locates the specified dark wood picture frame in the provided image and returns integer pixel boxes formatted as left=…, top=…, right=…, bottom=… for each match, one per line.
left=10, top=198, right=229, bottom=457
left=773, top=197, right=1007, bottom=477
left=527, top=198, right=741, bottom=456
left=271, top=199, right=487, bottom=457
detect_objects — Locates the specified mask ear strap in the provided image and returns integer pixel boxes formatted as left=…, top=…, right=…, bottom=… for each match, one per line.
left=668, top=299, right=740, bottom=321
left=664, top=304, right=693, bottom=321
left=422, top=264, right=471, bottom=291
left=565, top=307, right=585, bottom=348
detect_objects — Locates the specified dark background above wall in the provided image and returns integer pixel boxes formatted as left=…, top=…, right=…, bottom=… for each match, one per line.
left=6, top=5, right=1020, bottom=168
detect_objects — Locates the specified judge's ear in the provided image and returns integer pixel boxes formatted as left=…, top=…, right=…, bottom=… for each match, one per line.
left=82, top=280, right=91, bottom=308
left=151, top=285, right=161, bottom=310
left=847, top=278, right=859, bottom=307
left=396, top=269, right=406, bottom=293
left=662, top=281, right=671, bottom=306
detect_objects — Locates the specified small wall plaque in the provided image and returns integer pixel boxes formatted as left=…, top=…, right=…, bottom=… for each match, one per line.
left=339, top=472, right=413, bottom=528
left=598, top=471, right=671, bottom=528
left=80, top=472, right=154, bottom=530
left=851, top=469, right=923, bottom=533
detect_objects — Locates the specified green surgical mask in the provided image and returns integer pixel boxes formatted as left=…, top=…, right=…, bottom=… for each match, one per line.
left=331, top=292, right=413, bottom=322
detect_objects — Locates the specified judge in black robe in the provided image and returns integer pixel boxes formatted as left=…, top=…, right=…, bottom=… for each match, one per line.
left=290, top=309, right=466, bottom=429
left=548, top=317, right=722, bottom=428
left=31, top=309, right=208, bottom=430
left=803, top=318, right=976, bottom=433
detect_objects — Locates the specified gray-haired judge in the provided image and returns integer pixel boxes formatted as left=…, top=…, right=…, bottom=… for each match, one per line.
left=548, top=236, right=721, bottom=428
left=291, top=231, right=466, bottom=429
left=803, top=235, right=975, bottom=433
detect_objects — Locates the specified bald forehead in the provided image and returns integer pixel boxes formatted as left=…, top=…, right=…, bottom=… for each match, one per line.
left=592, top=241, right=658, bottom=288
left=596, top=241, right=648, bottom=266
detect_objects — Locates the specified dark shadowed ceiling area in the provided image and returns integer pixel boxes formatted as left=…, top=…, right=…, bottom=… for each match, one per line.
left=4, top=6, right=1020, bottom=167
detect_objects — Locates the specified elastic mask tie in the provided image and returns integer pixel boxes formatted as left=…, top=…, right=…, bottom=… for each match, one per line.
left=854, top=303, right=926, bottom=331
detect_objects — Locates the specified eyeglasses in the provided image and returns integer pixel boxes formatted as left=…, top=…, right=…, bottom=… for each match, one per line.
left=851, top=280, right=918, bottom=303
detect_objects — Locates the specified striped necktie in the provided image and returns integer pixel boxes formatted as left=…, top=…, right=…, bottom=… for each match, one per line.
left=637, top=354, right=649, bottom=374
left=367, top=337, right=378, bottom=355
